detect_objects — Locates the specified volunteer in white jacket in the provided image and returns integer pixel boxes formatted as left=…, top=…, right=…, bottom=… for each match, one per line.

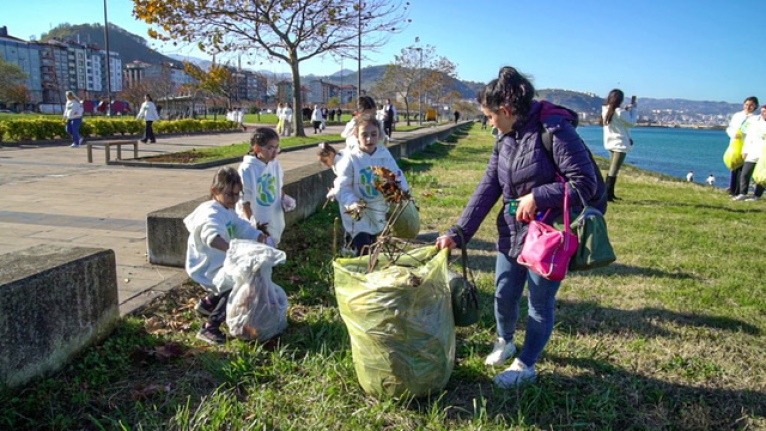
left=334, top=115, right=409, bottom=255
left=185, top=167, right=267, bottom=345
left=63, top=91, right=84, bottom=148
left=281, top=103, right=293, bottom=137
left=725, top=96, right=759, bottom=196
left=734, top=104, right=766, bottom=201
left=602, top=89, right=637, bottom=201
left=236, top=127, right=296, bottom=245
left=136, top=93, right=160, bottom=143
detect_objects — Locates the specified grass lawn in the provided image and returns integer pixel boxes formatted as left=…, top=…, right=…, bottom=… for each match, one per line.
left=1, top=124, right=764, bottom=430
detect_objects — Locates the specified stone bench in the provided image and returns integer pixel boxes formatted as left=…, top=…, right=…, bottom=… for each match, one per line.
left=87, top=140, right=139, bottom=164
left=146, top=124, right=466, bottom=267
left=0, top=245, right=120, bottom=389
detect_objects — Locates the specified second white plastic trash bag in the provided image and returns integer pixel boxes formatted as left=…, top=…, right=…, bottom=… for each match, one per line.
left=217, top=239, right=289, bottom=342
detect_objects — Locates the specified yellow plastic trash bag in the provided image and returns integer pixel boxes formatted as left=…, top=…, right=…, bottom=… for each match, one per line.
left=753, top=156, right=766, bottom=186
left=333, top=246, right=455, bottom=398
left=723, top=136, right=745, bottom=171
left=388, top=199, right=420, bottom=239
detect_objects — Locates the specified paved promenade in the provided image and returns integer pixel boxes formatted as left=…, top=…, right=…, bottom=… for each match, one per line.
left=0, top=122, right=434, bottom=315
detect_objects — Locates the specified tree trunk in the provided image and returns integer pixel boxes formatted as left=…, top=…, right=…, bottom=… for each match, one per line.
left=289, top=55, right=306, bottom=137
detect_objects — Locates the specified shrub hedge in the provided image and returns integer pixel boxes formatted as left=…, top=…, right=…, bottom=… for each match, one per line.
left=0, top=118, right=239, bottom=142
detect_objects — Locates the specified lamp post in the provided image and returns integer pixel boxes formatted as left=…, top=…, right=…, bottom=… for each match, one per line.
left=103, top=0, right=112, bottom=116
left=415, top=47, right=422, bottom=125
left=357, top=0, right=362, bottom=98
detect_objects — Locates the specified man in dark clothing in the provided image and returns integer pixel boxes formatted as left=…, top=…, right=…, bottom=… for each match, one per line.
left=383, top=99, right=396, bottom=138
left=454, top=110, right=460, bottom=124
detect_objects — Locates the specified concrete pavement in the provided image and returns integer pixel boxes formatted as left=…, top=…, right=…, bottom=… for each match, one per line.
left=0, top=122, right=432, bottom=315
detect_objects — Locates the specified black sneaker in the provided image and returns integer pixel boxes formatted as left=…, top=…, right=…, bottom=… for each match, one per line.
left=196, top=325, right=226, bottom=345
left=195, top=296, right=219, bottom=316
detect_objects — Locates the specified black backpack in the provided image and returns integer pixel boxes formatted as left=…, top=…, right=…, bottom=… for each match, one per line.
left=493, top=111, right=608, bottom=214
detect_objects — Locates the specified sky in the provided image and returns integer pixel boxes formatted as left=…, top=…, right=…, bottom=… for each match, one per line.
left=4, top=0, right=765, bottom=104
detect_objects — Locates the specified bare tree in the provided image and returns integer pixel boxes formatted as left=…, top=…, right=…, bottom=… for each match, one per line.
left=133, top=0, right=410, bottom=136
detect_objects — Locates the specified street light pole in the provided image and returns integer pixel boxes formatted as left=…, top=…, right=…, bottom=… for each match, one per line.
left=416, top=47, right=422, bottom=125
left=357, top=0, right=362, bottom=98
left=103, top=0, right=112, bottom=116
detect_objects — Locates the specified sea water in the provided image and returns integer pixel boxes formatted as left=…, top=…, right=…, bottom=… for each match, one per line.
left=577, top=126, right=730, bottom=187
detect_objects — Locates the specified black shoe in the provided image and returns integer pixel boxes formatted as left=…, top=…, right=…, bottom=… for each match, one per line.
left=195, top=296, right=219, bottom=316
left=149, top=140, right=156, bottom=143
left=196, top=325, right=226, bottom=345
left=140, top=139, right=148, bottom=144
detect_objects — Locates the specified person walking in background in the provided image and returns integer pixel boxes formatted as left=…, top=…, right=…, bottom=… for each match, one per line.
left=725, top=96, right=759, bottom=197
left=63, top=91, right=84, bottom=148
left=383, top=98, right=397, bottom=138
left=686, top=170, right=694, bottom=182
left=706, top=173, right=716, bottom=187
left=733, top=103, right=766, bottom=201
left=311, top=105, right=324, bottom=134
left=136, top=94, right=159, bottom=144
left=436, top=66, right=602, bottom=389
left=282, top=103, right=293, bottom=137
left=453, top=110, right=461, bottom=124
left=602, top=89, right=637, bottom=201
left=275, top=103, right=285, bottom=136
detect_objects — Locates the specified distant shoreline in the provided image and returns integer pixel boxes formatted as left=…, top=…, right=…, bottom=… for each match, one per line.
left=581, top=122, right=724, bottom=130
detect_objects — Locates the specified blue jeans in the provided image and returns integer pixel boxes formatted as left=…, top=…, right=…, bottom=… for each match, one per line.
left=494, top=251, right=561, bottom=367
left=66, top=118, right=82, bottom=145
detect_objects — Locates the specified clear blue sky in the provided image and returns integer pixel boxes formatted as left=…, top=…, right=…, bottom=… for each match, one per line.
left=5, top=0, right=764, bottom=103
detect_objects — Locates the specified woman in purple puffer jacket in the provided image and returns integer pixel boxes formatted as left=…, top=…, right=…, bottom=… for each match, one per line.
left=436, top=66, right=601, bottom=389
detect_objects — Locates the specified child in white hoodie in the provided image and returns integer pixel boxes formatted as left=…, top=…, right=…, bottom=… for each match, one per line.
left=334, top=115, right=409, bottom=255
left=185, top=167, right=268, bottom=345
left=237, top=127, right=296, bottom=245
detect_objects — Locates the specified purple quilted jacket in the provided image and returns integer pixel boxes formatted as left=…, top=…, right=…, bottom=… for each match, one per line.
left=447, top=100, right=598, bottom=257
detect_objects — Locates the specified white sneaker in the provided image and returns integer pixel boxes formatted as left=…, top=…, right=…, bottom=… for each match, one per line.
left=732, top=194, right=747, bottom=201
left=484, top=338, right=516, bottom=366
left=493, top=358, right=537, bottom=389
left=745, top=196, right=761, bottom=201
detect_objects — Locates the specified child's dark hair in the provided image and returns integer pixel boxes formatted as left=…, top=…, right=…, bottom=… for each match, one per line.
left=354, top=114, right=381, bottom=135
left=250, top=127, right=280, bottom=148
left=477, top=66, right=536, bottom=126
left=317, top=141, right=337, bottom=158
left=209, top=167, right=242, bottom=198
left=357, top=96, right=376, bottom=112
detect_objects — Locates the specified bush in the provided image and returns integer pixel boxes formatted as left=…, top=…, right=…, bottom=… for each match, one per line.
left=0, top=118, right=238, bottom=142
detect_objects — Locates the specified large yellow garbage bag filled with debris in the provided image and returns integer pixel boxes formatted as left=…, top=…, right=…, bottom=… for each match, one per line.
left=333, top=246, right=455, bottom=398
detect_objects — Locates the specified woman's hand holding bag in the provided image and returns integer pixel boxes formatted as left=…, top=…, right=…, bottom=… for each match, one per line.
left=517, top=182, right=579, bottom=281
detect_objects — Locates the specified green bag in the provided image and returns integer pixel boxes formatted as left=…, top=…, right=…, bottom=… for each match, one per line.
left=569, top=206, right=616, bottom=271
left=449, top=226, right=480, bottom=326
left=333, top=246, right=455, bottom=399
left=388, top=199, right=420, bottom=239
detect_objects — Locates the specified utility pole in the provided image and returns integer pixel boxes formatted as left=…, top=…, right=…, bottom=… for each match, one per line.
left=357, top=0, right=362, bottom=98
left=103, top=0, right=112, bottom=116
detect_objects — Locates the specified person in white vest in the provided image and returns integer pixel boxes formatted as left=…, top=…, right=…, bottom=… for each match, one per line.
left=63, top=90, right=84, bottom=148
left=333, top=115, right=409, bottom=255
left=282, top=103, right=293, bottom=137
left=237, top=127, right=296, bottom=245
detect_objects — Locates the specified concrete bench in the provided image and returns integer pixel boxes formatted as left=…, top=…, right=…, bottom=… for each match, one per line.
left=0, top=245, right=120, bottom=389
left=87, top=140, right=139, bottom=164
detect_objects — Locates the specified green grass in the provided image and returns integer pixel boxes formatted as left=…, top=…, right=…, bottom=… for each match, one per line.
left=1, top=124, right=764, bottom=430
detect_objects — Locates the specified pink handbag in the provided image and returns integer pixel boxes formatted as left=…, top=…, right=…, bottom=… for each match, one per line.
left=517, top=182, right=579, bottom=281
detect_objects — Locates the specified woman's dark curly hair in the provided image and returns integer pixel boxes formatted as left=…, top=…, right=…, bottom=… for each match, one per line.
left=477, top=66, right=536, bottom=126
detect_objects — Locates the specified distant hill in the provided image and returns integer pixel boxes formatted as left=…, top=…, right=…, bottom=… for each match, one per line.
left=40, top=23, right=181, bottom=65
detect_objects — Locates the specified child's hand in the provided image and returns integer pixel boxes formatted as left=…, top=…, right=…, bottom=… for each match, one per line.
left=282, top=194, right=297, bottom=212
left=345, top=202, right=365, bottom=220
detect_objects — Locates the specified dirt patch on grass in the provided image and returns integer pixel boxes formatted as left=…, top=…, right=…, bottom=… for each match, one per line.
left=139, top=150, right=211, bottom=164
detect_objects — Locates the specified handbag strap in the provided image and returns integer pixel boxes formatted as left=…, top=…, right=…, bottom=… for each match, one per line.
left=562, top=182, right=571, bottom=234
left=453, top=225, right=470, bottom=281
